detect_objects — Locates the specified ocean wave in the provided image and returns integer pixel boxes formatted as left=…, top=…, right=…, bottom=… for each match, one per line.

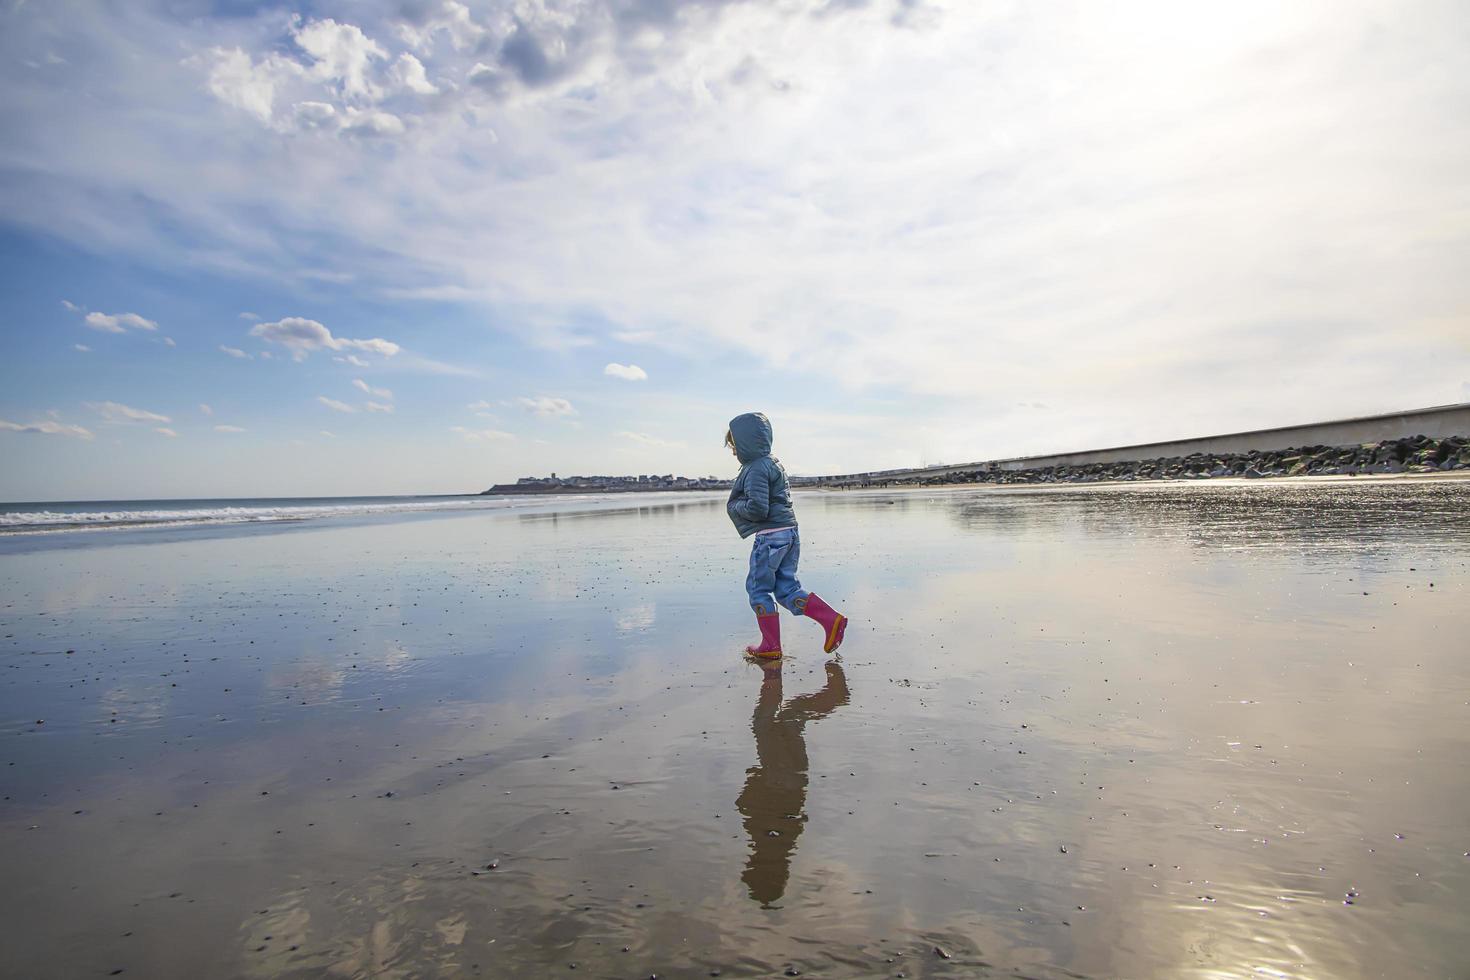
left=0, top=498, right=509, bottom=533
left=0, top=490, right=725, bottom=535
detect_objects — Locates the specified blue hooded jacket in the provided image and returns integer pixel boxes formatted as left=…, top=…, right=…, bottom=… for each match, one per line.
left=727, top=412, right=798, bottom=538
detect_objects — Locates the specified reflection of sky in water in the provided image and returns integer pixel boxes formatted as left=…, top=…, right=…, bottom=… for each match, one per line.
left=0, top=481, right=1467, bottom=979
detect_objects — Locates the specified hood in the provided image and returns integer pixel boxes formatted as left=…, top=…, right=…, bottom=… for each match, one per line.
left=729, top=412, right=773, bottom=464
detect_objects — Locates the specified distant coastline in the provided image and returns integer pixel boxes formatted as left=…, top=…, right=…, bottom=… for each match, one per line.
left=481, top=473, right=734, bottom=495
left=486, top=436, right=1469, bottom=495
left=479, top=404, right=1470, bottom=495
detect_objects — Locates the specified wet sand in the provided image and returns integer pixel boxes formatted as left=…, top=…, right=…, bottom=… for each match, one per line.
left=2, top=480, right=1468, bottom=979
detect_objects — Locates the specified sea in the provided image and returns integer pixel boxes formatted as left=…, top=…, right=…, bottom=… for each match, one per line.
left=2, top=477, right=1468, bottom=978
left=0, top=491, right=720, bottom=537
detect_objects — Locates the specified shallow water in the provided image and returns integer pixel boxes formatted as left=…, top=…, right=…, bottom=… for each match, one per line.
left=2, top=479, right=1468, bottom=979
left=0, top=490, right=703, bottom=534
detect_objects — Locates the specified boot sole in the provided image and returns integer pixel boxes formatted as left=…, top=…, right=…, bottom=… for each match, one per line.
left=746, top=648, right=783, bottom=660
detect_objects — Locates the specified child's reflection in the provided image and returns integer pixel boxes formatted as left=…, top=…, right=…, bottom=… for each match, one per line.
left=737, top=659, right=849, bottom=908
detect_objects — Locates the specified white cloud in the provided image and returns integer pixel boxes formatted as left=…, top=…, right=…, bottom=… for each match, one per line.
left=466, top=400, right=493, bottom=411
left=335, top=354, right=371, bottom=367
left=388, top=352, right=480, bottom=377
left=317, top=396, right=356, bottom=413
left=7, top=1, right=1470, bottom=471
left=73, top=343, right=91, bottom=352
left=84, top=314, right=124, bottom=334
left=517, top=396, right=576, bottom=417
left=214, top=424, right=246, bottom=433
left=199, top=403, right=213, bottom=415
left=340, top=108, right=404, bottom=138
left=398, top=3, right=486, bottom=54
left=353, top=378, right=392, bottom=399
left=155, top=427, right=179, bottom=437
left=219, top=345, right=252, bottom=359
left=87, top=401, right=170, bottom=424
left=61, top=299, right=81, bottom=312
left=293, top=18, right=386, bottom=102
left=162, top=336, right=176, bottom=347
left=449, top=425, right=514, bottom=442
left=613, top=330, right=658, bottom=345
left=363, top=401, right=394, bottom=413
left=250, top=317, right=400, bottom=361
left=0, top=418, right=94, bottom=440
left=390, top=53, right=437, bottom=95
left=293, top=100, right=337, bottom=128
left=300, top=268, right=355, bottom=284
left=238, top=311, right=260, bottom=321
left=198, top=22, right=408, bottom=138
left=604, top=362, right=648, bottom=381
left=320, top=430, right=336, bottom=437
left=617, top=430, right=685, bottom=450
left=465, top=62, right=504, bottom=93
left=202, top=46, right=294, bottom=124
left=84, top=311, right=157, bottom=333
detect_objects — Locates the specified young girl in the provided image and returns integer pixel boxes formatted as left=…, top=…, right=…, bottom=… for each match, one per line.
left=725, top=412, right=848, bottom=658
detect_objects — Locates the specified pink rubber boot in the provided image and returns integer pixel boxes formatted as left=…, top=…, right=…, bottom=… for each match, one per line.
left=802, top=594, right=847, bottom=654
left=745, top=612, right=782, bottom=659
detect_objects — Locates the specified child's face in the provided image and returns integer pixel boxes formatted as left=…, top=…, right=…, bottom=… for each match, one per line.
left=725, top=430, right=737, bottom=456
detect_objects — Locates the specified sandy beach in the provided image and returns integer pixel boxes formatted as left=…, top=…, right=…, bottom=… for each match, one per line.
left=2, top=480, right=1468, bottom=979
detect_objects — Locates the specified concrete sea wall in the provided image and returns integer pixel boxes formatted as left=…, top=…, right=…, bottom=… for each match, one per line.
left=820, top=402, right=1470, bottom=487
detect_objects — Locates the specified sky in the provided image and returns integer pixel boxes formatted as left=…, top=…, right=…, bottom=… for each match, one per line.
left=1, top=0, right=1467, bottom=500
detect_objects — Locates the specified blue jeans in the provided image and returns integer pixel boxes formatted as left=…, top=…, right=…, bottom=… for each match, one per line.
left=746, top=527, right=809, bottom=616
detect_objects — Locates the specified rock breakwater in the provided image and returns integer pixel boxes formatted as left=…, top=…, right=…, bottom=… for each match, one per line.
left=875, top=435, right=1470, bottom=487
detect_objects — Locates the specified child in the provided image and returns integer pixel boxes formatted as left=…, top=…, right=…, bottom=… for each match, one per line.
left=725, top=412, right=848, bottom=658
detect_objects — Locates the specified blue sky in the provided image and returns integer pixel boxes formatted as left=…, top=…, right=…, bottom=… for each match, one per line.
left=2, top=0, right=1467, bottom=500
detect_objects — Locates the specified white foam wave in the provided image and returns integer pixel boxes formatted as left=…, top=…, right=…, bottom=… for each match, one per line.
left=0, top=490, right=725, bottom=535
left=0, top=498, right=511, bottom=532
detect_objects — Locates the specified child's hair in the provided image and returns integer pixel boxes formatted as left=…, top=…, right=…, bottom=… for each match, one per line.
left=724, top=428, right=735, bottom=450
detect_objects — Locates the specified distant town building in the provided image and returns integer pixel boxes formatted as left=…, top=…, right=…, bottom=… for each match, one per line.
left=485, top=472, right=734, bottom=495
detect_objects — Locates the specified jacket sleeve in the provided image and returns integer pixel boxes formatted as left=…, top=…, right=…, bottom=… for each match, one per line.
left=729, top=461, right=771, bottom=522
